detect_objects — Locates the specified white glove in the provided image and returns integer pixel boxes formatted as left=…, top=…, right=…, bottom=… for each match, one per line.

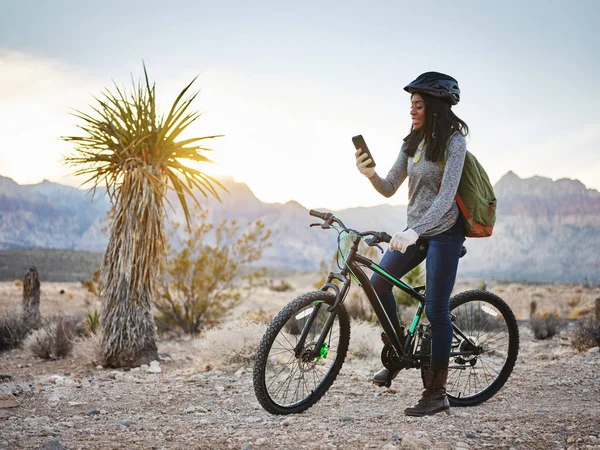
left=355, top=149, right=376, bottom=178
left=389, top=229, right=419, bottom=253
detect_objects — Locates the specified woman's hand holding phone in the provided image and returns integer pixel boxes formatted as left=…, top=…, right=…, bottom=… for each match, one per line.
left=355, top=150, right=376, bottom=178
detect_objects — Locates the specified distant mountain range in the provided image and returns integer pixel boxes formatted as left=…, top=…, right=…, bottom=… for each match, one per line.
left=0, top=172, right=599, bottom=283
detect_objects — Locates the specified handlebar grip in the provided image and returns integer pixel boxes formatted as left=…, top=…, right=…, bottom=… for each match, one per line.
left=309, top=210, right=329, bottom=220
left=380, top=232, right=392, bottom=243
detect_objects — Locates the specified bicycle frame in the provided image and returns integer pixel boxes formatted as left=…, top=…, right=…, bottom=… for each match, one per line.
left=295, top=233, right=477, bottom=365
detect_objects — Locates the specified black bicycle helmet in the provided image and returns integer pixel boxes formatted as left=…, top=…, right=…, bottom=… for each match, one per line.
left=404, top=72, right=461, bottom=105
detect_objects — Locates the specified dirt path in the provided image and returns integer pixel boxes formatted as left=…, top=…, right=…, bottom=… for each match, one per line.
left=1, top=326, right=599, bottom=450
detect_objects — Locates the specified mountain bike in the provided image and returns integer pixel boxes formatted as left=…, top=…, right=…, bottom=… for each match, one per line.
left=253, top=210, right=520, bottom=415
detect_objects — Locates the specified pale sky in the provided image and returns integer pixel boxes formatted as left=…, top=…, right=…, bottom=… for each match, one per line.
left=1, top=0, right=598, bottom=210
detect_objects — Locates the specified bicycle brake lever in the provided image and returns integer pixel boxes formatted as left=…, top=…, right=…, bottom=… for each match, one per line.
left=365, top=237, right=384, bottom=253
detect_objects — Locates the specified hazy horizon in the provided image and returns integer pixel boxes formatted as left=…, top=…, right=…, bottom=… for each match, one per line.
left=1, top=168, right=597, bottom=212
left=1, top=1, right=598, bottom=209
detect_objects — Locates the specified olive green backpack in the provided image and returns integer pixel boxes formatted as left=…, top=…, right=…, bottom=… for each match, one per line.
left=438, top=132, right=497, bottom=238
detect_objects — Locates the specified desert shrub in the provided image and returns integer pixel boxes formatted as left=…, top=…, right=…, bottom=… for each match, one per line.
left=81, top=268, right=101, bottom=298
left=27, top=319, right=77, bottom=359
left=345, top=289, right=377, bottom=323
left=567, top=295, right=582, bottom=308
left=13, top=280, right=22, bottom=287
left=72, top=331, right=101, bottom=363
left=477, top=279, right=488, bottom=291
left=347, top=320, right=380, bottom=360
left=269, top=280, right=293, bottom=292
left=570, top=305, right=594, bottom=319
left=240, top=309, right=271, bottom=324
left=393, top=264, right=425, bottom=308
left=529, top=312, right=566, bottom=340
left=192, top=319, right=265, bottom=367
left=155, top=211, right=271, bottom=336
left=571, top=318, right=600, bottom=352
left=84, top=309, right=101, bottom=335
left=0, top=312, right=31, bottom=352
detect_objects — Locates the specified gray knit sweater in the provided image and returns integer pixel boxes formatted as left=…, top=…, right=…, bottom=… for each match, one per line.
left=368, top=133, right=467, bottom=237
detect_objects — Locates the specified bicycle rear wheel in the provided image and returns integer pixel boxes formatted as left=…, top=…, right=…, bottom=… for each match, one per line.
left=447, top=290, right=519, bottom=406
left=253, top=291, right=350, bottom=415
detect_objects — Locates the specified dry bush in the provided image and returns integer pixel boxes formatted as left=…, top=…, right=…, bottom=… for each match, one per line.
left=347, top=320, right=380, bottom=360
left=345, top=290, right=377, bottom=323
left=567, top=295, right=582, bottom=308
left=72, top=332, right=101, bottom=363
left=571, top=318, right=600, bottom=352
left=191, top=319, right=266, bottom=367
left=529, top=312, right=566, bottom=340
left=570, top=305, right=594, bottom=319
left=156, top=211, right=271, bottom=336
left=26, top=319, right=77, bottom=359
left=13, top=280, right=22, bottom=287
left=268, top=280, right=293, bottom=292
left=0, top=312, right=31, bottom=352
left=239, top=309, right=271, bottom=324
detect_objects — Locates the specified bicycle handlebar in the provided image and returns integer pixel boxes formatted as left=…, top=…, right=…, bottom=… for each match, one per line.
left=309, top=210, right=392, bottom=244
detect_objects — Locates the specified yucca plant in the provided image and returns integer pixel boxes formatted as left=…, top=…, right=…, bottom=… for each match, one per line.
left=63, top=65, right=224, bottom=367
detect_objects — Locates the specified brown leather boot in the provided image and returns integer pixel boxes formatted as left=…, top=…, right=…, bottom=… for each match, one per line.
left=404, top=369, right=450, bottom=416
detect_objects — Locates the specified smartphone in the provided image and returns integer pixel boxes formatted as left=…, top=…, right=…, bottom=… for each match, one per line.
left=352, top=135, right=376, bottom=168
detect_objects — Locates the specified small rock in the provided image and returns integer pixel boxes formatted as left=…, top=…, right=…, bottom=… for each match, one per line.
left=341, top=417, right=354, bottom=424
left=158, top=352, right=172, bottom=361
left=68, top=401, right=87, bottom=407
left=130, top=367, right=141, bottom=373
left=140, top=364, right=149, bottom=372
left=39, top=440, right=66, bottom=450
left=48, top=394, right=60, bottom=405
left=47, top=375, right=65, bottom=385
left=119, top=419, right=136, bottom=427
left=95, top=365, right=103, bottom=370
left=381, top=444, right=397, bottom=450
left=392, top=434, right=402, bottom=442
left=86, top=410, right=101, bottom=416
left=465, top=432, right=476, bottom=439
left=234, top=368, right=244, bottom=378
left=400, top=435, right=430, bottom=449
left=255, top=438, right=267, bottom=445
left=281, top=418, right=294, bottom=426
left=0, top=393, right=19, bottom=409
left=586, top=347, right=600, bottom=353
left=147, top=361, right=161, bottom=374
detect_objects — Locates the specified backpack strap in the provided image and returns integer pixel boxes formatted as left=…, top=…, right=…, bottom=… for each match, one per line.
left=436, top=131, right=461, bottom=173
left=435, top=131, right=472, bottom=221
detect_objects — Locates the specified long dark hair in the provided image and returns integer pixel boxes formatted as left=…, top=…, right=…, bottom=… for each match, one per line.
left=403, top=93, right=469, bottom=162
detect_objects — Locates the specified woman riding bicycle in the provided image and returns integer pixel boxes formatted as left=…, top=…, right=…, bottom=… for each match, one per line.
left=355, top=71, right=468, bottom=416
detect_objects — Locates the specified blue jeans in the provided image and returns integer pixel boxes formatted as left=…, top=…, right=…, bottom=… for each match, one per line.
left=370, top=220, right=465, bottom=364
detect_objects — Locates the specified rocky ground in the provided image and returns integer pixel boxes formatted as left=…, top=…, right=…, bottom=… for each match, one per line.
left=1, top=323, right=599, bottom=450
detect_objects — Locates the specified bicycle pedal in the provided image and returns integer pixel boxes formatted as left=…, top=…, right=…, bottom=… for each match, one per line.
left=372, top=380, right=392, bottom=388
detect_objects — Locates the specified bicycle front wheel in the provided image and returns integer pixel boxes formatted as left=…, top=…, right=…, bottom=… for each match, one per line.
left=447, top=290, right=520, bottom=407
left=253, top=291, right=350, bottom=415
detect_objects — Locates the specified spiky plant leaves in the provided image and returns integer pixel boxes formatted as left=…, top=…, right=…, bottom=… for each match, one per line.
left=63, top=65, right=224, bottom=367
